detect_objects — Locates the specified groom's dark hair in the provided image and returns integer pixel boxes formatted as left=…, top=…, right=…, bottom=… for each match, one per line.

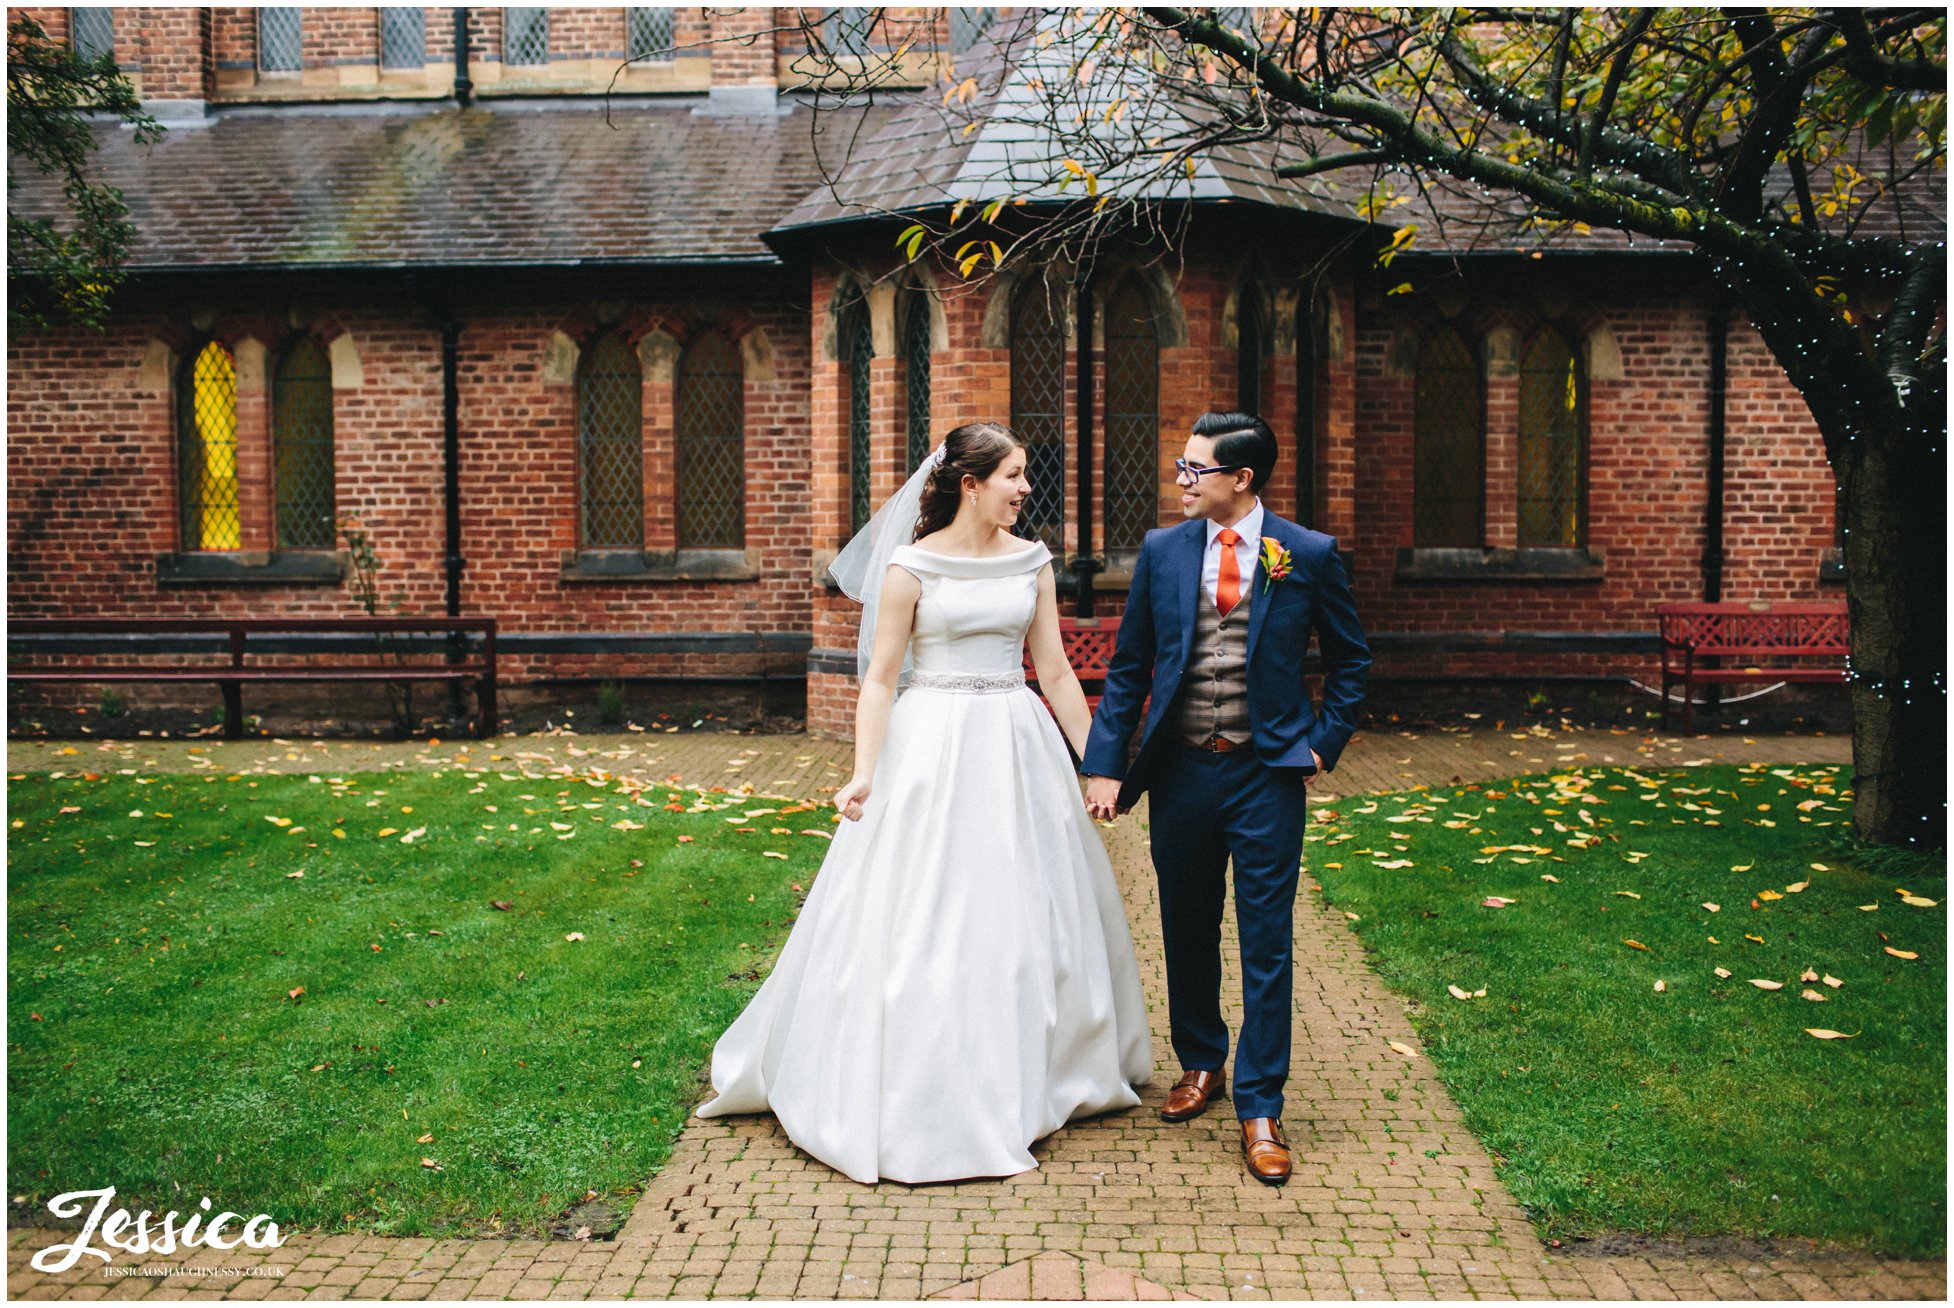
left=1191, top=411, right=1278, bottom=493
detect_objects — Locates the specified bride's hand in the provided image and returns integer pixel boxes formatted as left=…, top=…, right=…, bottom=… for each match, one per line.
left=834, top=776, right=871, bottom=821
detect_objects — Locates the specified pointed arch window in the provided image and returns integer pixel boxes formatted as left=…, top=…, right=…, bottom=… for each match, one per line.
left=1237, top=287, right=1268, bottom=416
left=904, top=293, right=932, bottom=472
left=1517, top=326, right=1587, bottom=547
left=1413, top=325, right=1484, bottom=548
left=1103, top=278, right=1159, bottom=553
left=676, top=329, right=745, bottom=549
left=1009, top=283, right=1066, bottom=550
left=846, top=300, right=874, bottom=533
left=578, top=331, right=644, bottom=550
left=177, top=341, right=242, bottom=551
left=271, top=337, right=336, bottom=550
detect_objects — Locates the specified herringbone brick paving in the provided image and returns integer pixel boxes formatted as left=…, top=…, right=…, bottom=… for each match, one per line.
left=8, top=724, right=1942, bottom=1300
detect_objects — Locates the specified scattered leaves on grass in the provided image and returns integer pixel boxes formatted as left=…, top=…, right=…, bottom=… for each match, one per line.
left=564, top=932, right=585, bottom=942
left=1900, top=894, right=1938, bottom=908
left=1447, top=984, right=1488, bottom=1000
left=1801, top=988, right=1828, bottom=1002
left=1884, top=947, right=1919, bottom=960
left=1614, top=891, right=1642, bottom=900
left=1540, top=874, right=1560, bottom=883
left=1622, top=939, right=1650, bottom=951
left=1714, top=967, right=1732, bottom=978
left=1803, top=1029, right=1857, bottom=1040
left=1749, top=978, right=1784, bottom=990
left=1702, top=902, right=1721, bottom=912
left=1480, top=897, right=1517, bottom=908
left=1823, top=974, right=1843, bottom=989
left=1653, top=980, right=1666, bottom=992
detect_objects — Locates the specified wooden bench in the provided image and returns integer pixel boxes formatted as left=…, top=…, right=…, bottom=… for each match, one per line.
left=1024, top=616, right=1123, bottom=713
left=1657, top=600, right=1847, bottom=732
left=8, top=617, right=498, bottom=738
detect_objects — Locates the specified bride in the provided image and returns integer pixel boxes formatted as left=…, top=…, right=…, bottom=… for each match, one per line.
left=695, top=421, right=1153, bottom=1184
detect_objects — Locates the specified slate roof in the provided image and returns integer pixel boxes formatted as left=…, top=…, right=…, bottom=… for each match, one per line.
left=775, top=10, right=1367, bottom=234
left=7, top=96, right=898, bottom=270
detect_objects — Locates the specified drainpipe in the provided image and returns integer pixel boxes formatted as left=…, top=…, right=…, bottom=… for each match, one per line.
left=1704, top=304, right=1728, bottom=602
left=452, top=9, right=473, bottom=106
left=1073, top=265, right=1098, bottom=618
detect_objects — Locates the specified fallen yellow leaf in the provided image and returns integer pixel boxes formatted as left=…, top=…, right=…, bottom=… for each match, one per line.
left=1810, top=863, right=1829, bottom=871
left=1702, top=902, right=1721, bottom=912
left=1803, top=1029, right=1857, bottom=1040
left=1749, top=978, right=1784, bottom=990
left=1622, top=939, right=1650, bottom=951
left=1745, top=934, right=1765, bottom=943
left=377, top=827, right=398, bottom=838
left=1731, top=863, right=1753, bottom=872
left=1541, top=874, right=1560, bottom=883
left=1388, top=1041, right=1419, bottom=1058
left=1786, top=881, right=1808, bottom=893
left=1653, top=980, right=1667, bottom=993
left=1884, top=947, right=1919, bottom=960
left=1447, top=984, right=1475, bottom=1000
left=1757, top=889, right=1784, bottom=902
left=1800, top=988, right=1827, bottom=1002
left=1858, top=903, right=1879, bottom=911
left=1823, top=974, right=1843, bottom=988
left=1714, top=967, right=1732, bottom=978
left=1901, top=894, right=1938, bottom=908
left=565, top=932, right=586, bottom=942
left=1614, top=890, right=1642, bottom=899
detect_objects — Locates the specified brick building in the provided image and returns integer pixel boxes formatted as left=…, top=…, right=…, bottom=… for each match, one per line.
left=9, top=7, right=1901, bottom=736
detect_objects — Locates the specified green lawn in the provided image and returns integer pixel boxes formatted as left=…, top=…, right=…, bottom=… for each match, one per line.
left=1307, top=762, right=1946, bottom=1256
left=7, top=761, right=832, bottom=1238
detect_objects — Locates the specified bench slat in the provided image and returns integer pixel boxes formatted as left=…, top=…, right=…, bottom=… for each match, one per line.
left=11, top=667, right=485, bottom=682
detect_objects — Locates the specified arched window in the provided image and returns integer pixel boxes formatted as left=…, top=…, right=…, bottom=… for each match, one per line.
left=1103, top=278, right=1159, bottom=553
left=1413, top=325, right=1484, bottom=548
left=846, top=300, right=873, bottom=533
left=1237, top=287, right=1267, bottom=416
left=1009, top=283, right=1066, bottom=549
left=271, top=337, right=335, bottom=550
left=1517, top=326, right=1587, bottom=547
left=675, top=329, right=745, bottom=549
left=1295, top=293, right=1325, bottom=527
left=177, top=340, right=241, bottom=551
left=904, top=293, right=932, bottom=472
left=577, top=331, right=644, bottom=550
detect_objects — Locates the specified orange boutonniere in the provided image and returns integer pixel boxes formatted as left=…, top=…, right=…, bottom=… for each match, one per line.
left=1258, top=537, right=1293, bottom=594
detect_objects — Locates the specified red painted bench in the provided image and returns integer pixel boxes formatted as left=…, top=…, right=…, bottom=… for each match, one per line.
left=1657, top=601, right=1848, bottom=732
left=8, top=617, right=499, bottom=738
left=1024, top=616, right=1122, bottom=713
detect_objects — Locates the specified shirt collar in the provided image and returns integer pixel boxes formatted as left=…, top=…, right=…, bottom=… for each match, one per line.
left=1207, top=499, right=1264, bottom=549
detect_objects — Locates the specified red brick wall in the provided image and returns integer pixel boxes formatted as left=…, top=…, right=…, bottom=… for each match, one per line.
left=7, top=295, right=815, bottom=687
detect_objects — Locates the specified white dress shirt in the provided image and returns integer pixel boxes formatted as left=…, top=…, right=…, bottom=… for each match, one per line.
left=1202, top=499, right=1265, bottom=608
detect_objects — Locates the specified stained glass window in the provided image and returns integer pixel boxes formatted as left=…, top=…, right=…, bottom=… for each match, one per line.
left=904, top=294, right=932, bottom=471
left=1414, top=326, right=1484, bottom=547
left=1103, top=278, right=1158, bottom=552
left=578, top=332, right=644, bottom=549
left=178, top=341, right=242, bottom=551
left=676, top=329, right=745, bottom=549
left=1517, top=326, right=1587, bottom=547
left=847, top=303, right=873, bottom=534
left=1010, top=283, right=1066, bottom=550
left=272, top=337, right=336, bottom=550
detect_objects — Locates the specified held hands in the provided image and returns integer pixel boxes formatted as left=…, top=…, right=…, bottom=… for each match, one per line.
left=834, top=776, right=870, bottom=822
left=1084, top=775, right=1124, bottom=822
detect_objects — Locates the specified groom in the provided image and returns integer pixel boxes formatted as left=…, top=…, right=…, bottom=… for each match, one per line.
left=1082, top=411, right=1370, bottom=1185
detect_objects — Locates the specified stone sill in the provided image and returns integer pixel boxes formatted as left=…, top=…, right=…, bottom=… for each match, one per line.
left=560, top=549, right=760, bottom=583
left=155, top=551, right=346, bottom=586
left=1395, top=546, right=1605, bottom=583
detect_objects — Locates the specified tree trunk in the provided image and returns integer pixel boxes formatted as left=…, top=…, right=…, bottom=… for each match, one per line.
left=1839, top=387, right=1946, bottom=847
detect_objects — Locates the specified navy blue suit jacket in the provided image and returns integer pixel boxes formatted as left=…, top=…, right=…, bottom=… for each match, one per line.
left=1080, top=511, right=1370, bottom=809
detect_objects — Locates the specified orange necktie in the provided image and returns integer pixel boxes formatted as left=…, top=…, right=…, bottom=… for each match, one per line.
left=1216, top=528, right=1242, bottom=616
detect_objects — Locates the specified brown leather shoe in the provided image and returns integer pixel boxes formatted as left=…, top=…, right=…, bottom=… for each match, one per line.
left=1159, top=1069, right=1227, bottom=1121
left=1241, top=1117, right=1291, bottom=1185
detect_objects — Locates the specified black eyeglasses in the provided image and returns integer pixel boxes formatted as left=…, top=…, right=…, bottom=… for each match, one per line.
left=1174, top=458, right=1243, bottom=483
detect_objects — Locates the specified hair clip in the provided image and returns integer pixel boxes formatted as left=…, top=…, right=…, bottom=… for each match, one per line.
left=931, top=445, right=947, bottom=466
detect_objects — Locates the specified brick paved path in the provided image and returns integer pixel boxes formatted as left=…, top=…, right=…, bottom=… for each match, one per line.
left=8, top=726, right=1943, bottom=1300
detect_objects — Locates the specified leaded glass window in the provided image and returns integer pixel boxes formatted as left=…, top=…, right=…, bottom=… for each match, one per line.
left=1295, top=296, right=1321, bottom=527
left=904, top=293, right=932, bottom=471
left=271, top=338, right=336, bottom=550
left=258, top=8, right=302, bottom=72
left=380, top=7, right=425, bottom=68
left=70, top=8, right=113, bottom=62
left=178, top=341, right=242, bottom=551
left=950, top=7, right=995, bottom=52
left=578, top=332, right=644, bottom=550
left=1413, top=326, right=1484, bottom=548
left=824, top=6, right=874, bottom=58
left=847, top=303, right=873, bottom=534
left=1517, top=326, right=1586, bottom=547
left=628, top=7, right=675, bottom=61
left=503, top=7, right=549, bottom=65
left=1010, top=283, right=1066, bottom=550
left=1103, top=279, right=1158, bottom=553
left=676, top=329, right=744, bottom=549
left=1237, top=288, right=1267, bottom=416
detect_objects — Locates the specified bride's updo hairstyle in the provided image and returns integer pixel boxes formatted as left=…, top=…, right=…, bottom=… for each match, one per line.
left=913, top=421, right=1025, bottom=541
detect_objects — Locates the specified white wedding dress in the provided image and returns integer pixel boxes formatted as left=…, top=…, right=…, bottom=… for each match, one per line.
left=695, top=540, right=1153, bottom=1184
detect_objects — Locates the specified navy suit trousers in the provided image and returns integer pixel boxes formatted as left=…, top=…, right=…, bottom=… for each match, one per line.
left=1146, top=747, right=1309, bottom=1120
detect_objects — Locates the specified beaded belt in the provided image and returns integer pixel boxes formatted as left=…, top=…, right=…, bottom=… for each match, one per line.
left=905, top=670, right=1027, bottom=694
